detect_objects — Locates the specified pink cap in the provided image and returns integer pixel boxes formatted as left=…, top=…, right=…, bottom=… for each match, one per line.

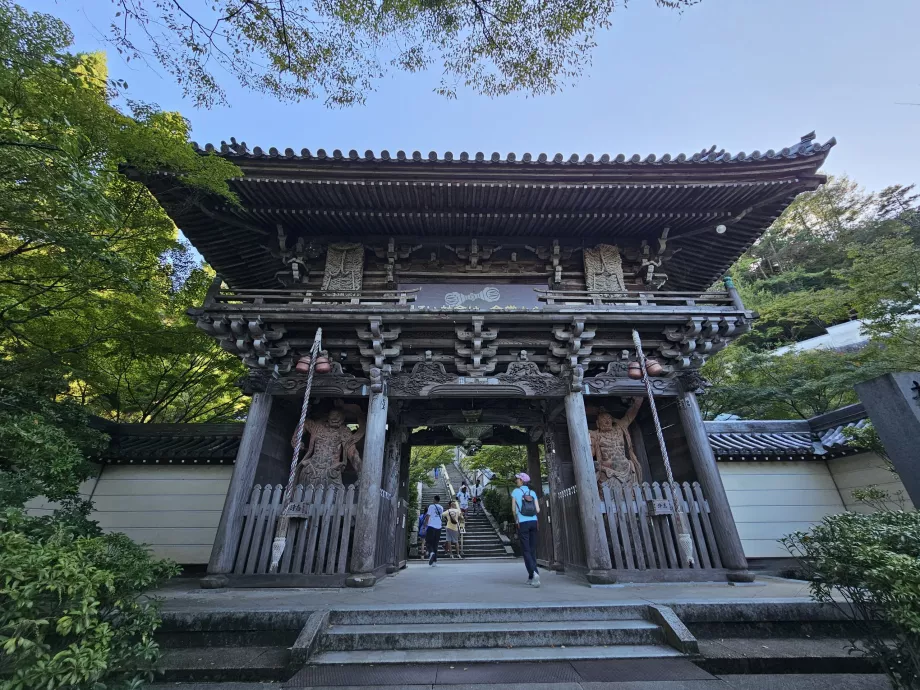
left=515, top=472, right=531, bottom=482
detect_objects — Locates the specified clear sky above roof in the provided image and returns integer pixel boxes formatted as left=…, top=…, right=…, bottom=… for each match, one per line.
left=25, top=0, right=919, bottom=192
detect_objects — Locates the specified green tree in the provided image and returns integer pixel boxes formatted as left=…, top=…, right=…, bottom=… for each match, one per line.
left=701, top=346, right=888, bottom=420
left=108, top=0, right=696, bottom=108
left=464, top=445, right=533, bottom=481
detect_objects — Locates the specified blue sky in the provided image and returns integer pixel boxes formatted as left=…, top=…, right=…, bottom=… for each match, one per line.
left=26, top=0, right=920, bottom=192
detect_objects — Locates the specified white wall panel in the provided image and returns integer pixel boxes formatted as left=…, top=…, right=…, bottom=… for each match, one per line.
left=718, top=461, right=846, bottom=558
left=90, top=465, right=231, bottom=564
left=828, top=452, right=915, bottom=513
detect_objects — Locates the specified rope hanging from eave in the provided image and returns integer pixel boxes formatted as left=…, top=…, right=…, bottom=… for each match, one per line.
left=631, top=329, right=695, bottom=567
left=269, top=327, right=322, bottom=573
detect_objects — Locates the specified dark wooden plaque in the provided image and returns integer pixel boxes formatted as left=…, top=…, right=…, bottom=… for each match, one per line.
left=400, top=283, right=544, bottom=309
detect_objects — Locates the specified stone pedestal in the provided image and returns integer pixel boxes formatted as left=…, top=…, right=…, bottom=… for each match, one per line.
left=564, top=391, right=616, bottom=584
left=346, top=387, right=389, bottom=587
left=856, top=372, right=920, bottom=507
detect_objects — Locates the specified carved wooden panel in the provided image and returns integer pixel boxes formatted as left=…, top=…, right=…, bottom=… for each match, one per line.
left=584, top=244, right=626, bottom=292
left=322, top=243, right=365, bottom=292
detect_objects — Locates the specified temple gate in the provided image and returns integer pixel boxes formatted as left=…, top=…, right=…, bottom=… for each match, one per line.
left=136, top=133, right=835, bottom=587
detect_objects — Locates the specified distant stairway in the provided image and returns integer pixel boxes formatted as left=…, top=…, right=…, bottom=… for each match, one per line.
left=435, top=463, right=511, bottom=558
left=305, top=603, right=694, bottom=665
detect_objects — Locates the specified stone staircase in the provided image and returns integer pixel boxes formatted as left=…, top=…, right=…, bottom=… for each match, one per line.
left=303, top=603, right=694, bottom=665
left=419, top=464, right=511, bottom=559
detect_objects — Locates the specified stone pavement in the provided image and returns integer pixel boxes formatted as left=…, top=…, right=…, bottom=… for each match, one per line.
left=156, top=560, right=813, bottom=614
left=149, top=674, right=892, bottom=689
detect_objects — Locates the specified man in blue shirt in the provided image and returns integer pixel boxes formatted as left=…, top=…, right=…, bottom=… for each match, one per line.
left=511, top=472, right=541, bottom=587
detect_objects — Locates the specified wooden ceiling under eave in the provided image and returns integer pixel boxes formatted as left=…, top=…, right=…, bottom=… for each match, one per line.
left=137, top=133, right=834, bottom=291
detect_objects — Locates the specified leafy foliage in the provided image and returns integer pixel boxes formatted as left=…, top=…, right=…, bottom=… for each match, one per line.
left=0, top=1, right=246, bottom=424
left=0, top=509, right=179, bottom=690
left=0, top=369, right=107, bottom=511
left=782, top=511, right=920, bottom=689
left=482, top=484, right=514, bottom=525
left=463, top=444, right=530, bottom=481
left=704, top=177, right=920, bottom=420
left=107, top=0, right=697, bottom=108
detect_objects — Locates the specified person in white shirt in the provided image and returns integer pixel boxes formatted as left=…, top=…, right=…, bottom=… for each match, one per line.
left=456, top=483, right=471, bottom=517
left=423, top=495, right=444, bottom=566
left=471, top=481, right=484, bottom=513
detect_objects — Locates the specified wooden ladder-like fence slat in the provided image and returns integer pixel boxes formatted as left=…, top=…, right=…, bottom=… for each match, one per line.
left=624, top=485, right=647, bottom=570
left=681, top=482, right=710, bottom=569
left=694, top=482, right=722, bottom=568
left=245, top=484, right=276, bottom=574
left=336, top=485, right=357, bottom=574
left=612, top=484, right=636, bottom=569
left=653, top=483, right=680, bottom=569
left=642, top=483, right=669, bottom=569
left=633, top=484, right=657, bottom=569
left=279, top=485, right=305, bottom=574
left=302, top=485, right=327, bottom=575
left=256, top=485, right=284, bottom=573
left=291, top=485, right=315, bottom=573
left=661, top=483, right=694, bottom=569
left=234, top=485, right=262, bottom=574
left=601, top=485, right=625, bottom=570
left=324, top=488, right=347, bottom=575
left=314, top=487, right=338, bottom=574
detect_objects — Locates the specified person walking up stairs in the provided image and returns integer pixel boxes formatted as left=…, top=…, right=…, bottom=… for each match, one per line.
left=441, top=463, right=512, bottom=559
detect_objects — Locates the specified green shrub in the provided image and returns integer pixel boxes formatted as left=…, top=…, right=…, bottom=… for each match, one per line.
left=782, top=510, right=920, bottom=689
left=482, top=485, right=514, bottom=525
left=0, top=509, right=180, bottom=690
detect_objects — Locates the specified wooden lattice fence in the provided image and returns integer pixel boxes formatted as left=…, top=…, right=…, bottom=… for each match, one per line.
left=233, top=484, right=357, bottom=578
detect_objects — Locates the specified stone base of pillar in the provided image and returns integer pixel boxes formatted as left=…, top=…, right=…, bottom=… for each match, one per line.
left=385, top=565, right=398, bottom=575
left=345, top=572, right=377, bottom=588
left=586, top=569, right=617, bottom=585
left=199, top=574, right=228, bottom=589
left=727, top=570, right=756, bottom=583
left=551, top=561, right=565, bottom=572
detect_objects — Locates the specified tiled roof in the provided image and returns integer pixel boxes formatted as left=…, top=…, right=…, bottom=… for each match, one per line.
left=705, top=404, right=868, bottom=461
left=137, top=132, right=835, bottom=292
left=192, top=133, right=835, bottom=167
left=93, top=421, right=244, bottom=465
left=708, top=431, right=816, bottom=458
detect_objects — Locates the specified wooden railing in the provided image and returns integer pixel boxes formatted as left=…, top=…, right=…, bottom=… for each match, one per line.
left=233, top=483, right=357, bottom=576
left=536, top=290, right=735, bottom=308
left=209, top=288, right=419, bottom=307
left=557, top=486, right=588, bottom=570
left=601, top=481, right=722, bottom=571
left=546, top=481, right=723, bottom=578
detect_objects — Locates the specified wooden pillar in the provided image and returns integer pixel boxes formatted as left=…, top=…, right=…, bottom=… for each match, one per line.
left=526, top=442, right=543, bottom=496
left=542, top=423, right=566, bottom=572
left=677, top=390, right=753, bottom=581
left=207, top=393, right=273, bottom=580
left=346, top=387, right=389, bottom=587
left=397, top=436, right=411, bottom=570
left=564, top=391, right=615, bottom=584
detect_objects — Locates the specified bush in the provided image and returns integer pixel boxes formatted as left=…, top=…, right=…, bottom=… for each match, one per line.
left=782, top=510, right=920, bottom=689
left=482, top=485, right=514, bottom=526
left=0, top=509, right=180, bottom=690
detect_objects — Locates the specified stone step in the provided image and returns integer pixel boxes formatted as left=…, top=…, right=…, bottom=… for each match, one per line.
left=156, top=646, right=290, bottom=682
left=320, top=619, right=661, bottom=651
left=308, top=643, right=682, bottom=665
left=329, top=603, right=652, bottom=626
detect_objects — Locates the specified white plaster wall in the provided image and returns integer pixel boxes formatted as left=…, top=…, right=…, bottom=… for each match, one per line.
left=90, top=465, right=233, bottom=564
left=27, top=464, right=233, bottom=564
left=718, top=461, right=846, bottom=558
left=827, top=452, right=915, bottom=513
